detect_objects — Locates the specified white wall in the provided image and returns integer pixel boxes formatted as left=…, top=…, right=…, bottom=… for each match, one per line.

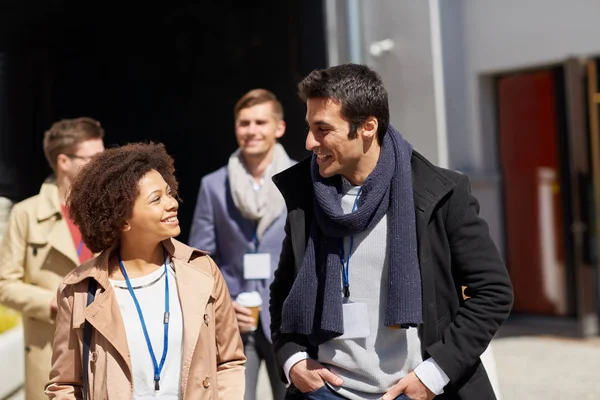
left=443, top=0, right=600, bottom=253
left=453, top=0, right=600, bottom=171
left=464, top=0, right=600, bottom=74
left=325, top=0, right=445, bottom=166
left=361, top=1, right=442, bottom=165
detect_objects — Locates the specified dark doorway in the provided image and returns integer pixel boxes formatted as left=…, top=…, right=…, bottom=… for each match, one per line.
left=1, top=1, right=326, bottom=240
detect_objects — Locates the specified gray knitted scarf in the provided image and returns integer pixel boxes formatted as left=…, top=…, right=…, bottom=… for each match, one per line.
left=281, top=125, right=422, bottom=344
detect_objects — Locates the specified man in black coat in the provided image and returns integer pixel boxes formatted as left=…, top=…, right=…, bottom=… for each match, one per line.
left=269, top=64, right=513, bottom=400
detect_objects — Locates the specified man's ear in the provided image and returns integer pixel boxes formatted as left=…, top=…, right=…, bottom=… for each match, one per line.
left=56, top=153, right=70, bottom=174
left=275, top=119, right=286, bottom=139
left=360, top=117, right=379, bottom=140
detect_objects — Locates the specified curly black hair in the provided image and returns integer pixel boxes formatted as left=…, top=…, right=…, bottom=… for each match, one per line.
left=67, top=142, right=179, bottom=253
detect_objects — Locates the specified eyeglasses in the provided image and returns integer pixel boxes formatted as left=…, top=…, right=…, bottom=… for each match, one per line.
left=63, top=154, right=95, bottom=162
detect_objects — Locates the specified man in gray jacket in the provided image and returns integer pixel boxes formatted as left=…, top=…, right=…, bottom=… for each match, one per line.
left=190, top=89, right=293, bottom=400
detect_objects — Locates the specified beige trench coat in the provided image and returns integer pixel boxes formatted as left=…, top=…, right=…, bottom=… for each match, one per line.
left=46, top=238, right=246, bottom=400
left=0, top=178, right=80, bottom=400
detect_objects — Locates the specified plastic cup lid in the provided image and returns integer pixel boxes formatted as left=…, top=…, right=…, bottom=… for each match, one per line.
left=236, top=291, right=262, bottom=307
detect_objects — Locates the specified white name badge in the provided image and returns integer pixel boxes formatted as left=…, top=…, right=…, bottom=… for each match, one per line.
left=243, top=253, right=272, bottom=280
left=337, top=302, right=371, bottom=340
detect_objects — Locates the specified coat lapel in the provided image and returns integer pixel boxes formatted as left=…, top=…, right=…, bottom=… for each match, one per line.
left=288, top=209, right=306, bottom=273
left=47, top=216, right=80, bottom=266
left=36, top=179, right=80, bottom=267
left=273, top=156, right=313, bottom=273
left=173, top=259, right=214, bottom=390
left=83, top=284, right=132, bottom=376
left=411, top=152, right=455, bottom=346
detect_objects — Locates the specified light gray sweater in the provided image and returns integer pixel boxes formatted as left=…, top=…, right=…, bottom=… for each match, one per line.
left=318, top=181, right=423, bottom=400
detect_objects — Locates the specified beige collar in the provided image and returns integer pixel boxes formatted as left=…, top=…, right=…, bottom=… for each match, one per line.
left=63, top=238, right=208, bottom=290
left=36, top=176, right=62, bottom=222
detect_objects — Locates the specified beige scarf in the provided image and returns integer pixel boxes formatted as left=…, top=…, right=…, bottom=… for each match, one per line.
left=227, top=143, right=291, bottom=241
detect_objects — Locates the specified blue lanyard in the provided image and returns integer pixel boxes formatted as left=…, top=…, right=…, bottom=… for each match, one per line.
left=77, top=241, right=84, bottom=257
left=339, top=187, right=362, bottom=298
left=118, top=248, right=169, bottom=391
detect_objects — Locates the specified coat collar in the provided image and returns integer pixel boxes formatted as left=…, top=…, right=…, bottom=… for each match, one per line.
left=63, top=238, right=208, bottom=290
left=31, top=176, right=82, bottom=266
left=36, top=176, right=62, bottom=222
left=272, top=151, right=456, bottom=214
left=272, top=156, right=312, bottom=211
left=409, top=151, right=455, bottom=217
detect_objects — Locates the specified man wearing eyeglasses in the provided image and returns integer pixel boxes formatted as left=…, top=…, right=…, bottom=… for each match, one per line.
left=0, top=117, right=105, bottom=400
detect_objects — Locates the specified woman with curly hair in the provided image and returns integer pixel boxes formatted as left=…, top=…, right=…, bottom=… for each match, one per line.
left=46, top=142, right=246, bottom=400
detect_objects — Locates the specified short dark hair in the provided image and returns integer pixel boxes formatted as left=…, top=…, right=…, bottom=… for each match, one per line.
left=298, top=64, right=389, bottom=143
left=67, top=142, right=179, bottom=253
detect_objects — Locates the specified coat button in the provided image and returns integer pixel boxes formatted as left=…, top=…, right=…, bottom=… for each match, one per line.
left=202, top=376, right=210, bottom=388
left=91, top=351, right=98, bottom=362
left=204, top=314, right=210, bottom=324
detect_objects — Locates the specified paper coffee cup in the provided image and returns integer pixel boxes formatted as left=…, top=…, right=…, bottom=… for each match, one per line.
left=236, top=291, right=262, bottom=331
